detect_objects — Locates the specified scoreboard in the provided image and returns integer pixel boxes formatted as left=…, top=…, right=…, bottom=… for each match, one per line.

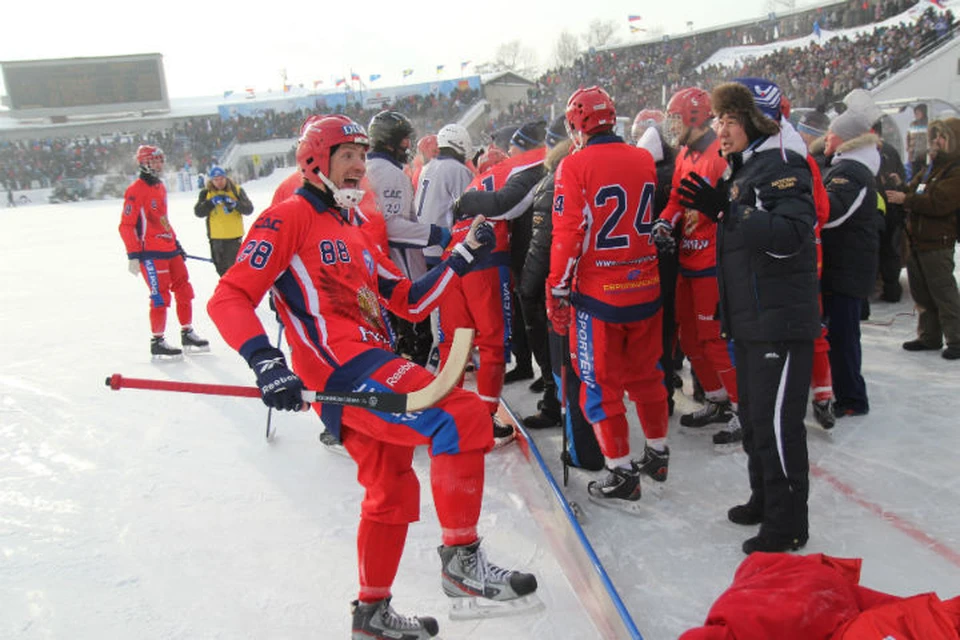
left=1, top=53, right=169, bottom=118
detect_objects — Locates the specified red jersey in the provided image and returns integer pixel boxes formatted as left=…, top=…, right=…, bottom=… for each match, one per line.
left=208, top=187, right=475, bottom=393
left=660, top=132, right=727, bottom=275
left=806, top=156, right=830, bottom=275
left=119, top=177, right=179, bottom=260
left=273, top=171, right=388, bottom=253
left=549, top=135, right=660, bottom=323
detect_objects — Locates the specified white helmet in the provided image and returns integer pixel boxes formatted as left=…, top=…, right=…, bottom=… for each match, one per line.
left=437, top=124, right=473, bottom=160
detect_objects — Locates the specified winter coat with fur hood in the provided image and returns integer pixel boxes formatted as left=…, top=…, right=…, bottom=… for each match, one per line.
left=821, top=133, right=881, bottom=298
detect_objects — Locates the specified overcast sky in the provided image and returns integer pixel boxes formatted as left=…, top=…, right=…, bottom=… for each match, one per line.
left=1, top=0, right=823, bottom=98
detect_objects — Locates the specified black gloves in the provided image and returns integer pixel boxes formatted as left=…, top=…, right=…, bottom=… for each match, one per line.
left=175, top=240, right=187, bottom=258
left=249, top=348, right=306, bottom=411
left=677, top=172, right=729, bottom=223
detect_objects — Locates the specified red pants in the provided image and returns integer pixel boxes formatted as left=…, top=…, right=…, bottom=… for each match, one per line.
left=437, top=266, right=512, bottom=413
left=812, top=295, right=833, bottom=402
left=308, top=356, right=493, bottom=601
left=676, top=274, right=738, bottom=402
left=139, top=255, right=194, bottom=335
left=570, top=308, right=668, bottom=459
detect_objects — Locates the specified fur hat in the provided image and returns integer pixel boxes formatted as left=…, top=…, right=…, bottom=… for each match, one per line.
left=711, top=82, right=781, bottom=141
left=829, top=110, right=872, bottom=141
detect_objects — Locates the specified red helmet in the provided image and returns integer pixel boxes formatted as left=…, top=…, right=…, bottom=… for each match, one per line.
left=296, top=116, right=369, bottom=188
left=565, top=86, right=616, bottom=136
left=666, top=87, right=712, bottom=129
left=477, top=145, right=508, bottom=174
left=136, top=145, right=164, bottom=176
left=417, top=134, right=439, bottom=161
left=631, top=109, right=665, bottom=140
left=299, top=114, right=326, bottom=136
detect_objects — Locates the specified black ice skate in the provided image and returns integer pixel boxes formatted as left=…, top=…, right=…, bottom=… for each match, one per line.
left=350, top=597, right=438, bottom=640
left=180, top=327, right=210, bottom=353
left=438, top=538, right=542, bottom=620
left=150, top=335, right=183, bottom=359
left=318, top=429, right=349, bottom=457
left=586, top=464, right=644, bottom=514
left=492, top=414, right=516, bottom=449
left=812, top=399, right=836, bottom=430
left=680, top=398, right=732, bottom=428
left=713, top=413, right=743, bottom=450
left=635, top=445, right=669, bottom=483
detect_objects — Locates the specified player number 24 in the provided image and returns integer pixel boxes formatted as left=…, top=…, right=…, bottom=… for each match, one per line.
left=594, top=183, right=656, bottom=250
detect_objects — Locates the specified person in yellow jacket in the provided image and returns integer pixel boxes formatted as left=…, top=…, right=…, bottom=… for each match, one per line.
left=194, top=166, right=254, bottom=275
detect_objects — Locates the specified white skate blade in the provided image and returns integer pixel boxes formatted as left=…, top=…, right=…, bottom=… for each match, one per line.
left=586, top=492, right=647, bottom=516
left=448, top=593, right=544, bottom=620
left=183, top=344, right=211, bottom=354
left=319, top=435, right=351, bottom=458
left=491, top=432, right=516, bottom=450
left=151, top=353, right=184, bottom=362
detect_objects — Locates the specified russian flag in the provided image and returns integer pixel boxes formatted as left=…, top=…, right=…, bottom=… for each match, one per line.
left=930, top=0, right=945, bottom=8
left=628, top=14, right=642, bottom=21
left=351, top=72, right=361, bottom=82
left=335, top=77, right=346, bottom=87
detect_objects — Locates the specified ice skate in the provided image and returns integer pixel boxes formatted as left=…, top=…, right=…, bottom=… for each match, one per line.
left=812, top=399, right=836, bottom=430
left=713, top=413, right=743, bottom=451
left=150, top=335, right=183, bottom=360
left=438, top=538, right=543, bottom=620
left=680, top=398, right=732, bottom=429
left=319, top=429, right=350, bottom=457
left=180, top=327, right=210, bottom=353
left=350, top=597, right=438, bottom=640
left=492, top=414, right=516, bottom=449
left=586, top=464, right=644, bottom=514
left=635, top=445, right=669, bottom=483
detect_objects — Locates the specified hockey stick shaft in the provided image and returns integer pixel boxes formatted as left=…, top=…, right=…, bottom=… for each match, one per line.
left=265, top=323, right=285, bottom=439
left=105, top=328, right=475, bottom=413
left=185, top=253, right=215, bottom=264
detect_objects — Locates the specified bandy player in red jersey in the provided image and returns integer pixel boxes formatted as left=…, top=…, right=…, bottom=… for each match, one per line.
left=119, top=145, right=208, bottom=358
left=546, top=86, right=669, bottom=512
left=207, top=116, right=538, bottom=639
left=652, top=87, right=741, bottom=447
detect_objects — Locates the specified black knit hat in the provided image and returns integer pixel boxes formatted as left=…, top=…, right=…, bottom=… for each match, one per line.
left=798, top=109, right=831, bottom=137
left=545, top=115, right=567, bottom=148
left=510, top=120, right=547, bottom=151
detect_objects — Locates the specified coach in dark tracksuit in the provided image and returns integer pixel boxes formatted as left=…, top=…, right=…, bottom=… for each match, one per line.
left=678, top=80, right=820, bottom=555
left=821, top=111, right=881, bottom=417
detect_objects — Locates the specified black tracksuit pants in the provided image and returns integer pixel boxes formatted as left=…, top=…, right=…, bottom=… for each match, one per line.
left=736, top=339, right=813, bottom=540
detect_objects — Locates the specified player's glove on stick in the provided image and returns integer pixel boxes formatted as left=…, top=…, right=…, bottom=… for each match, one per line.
left=546, top=286, right=572, bottom=336
left=464, top=216, right=495, bottom=260
left=677, top=172, right=729, bottom=223
left=651, top=219, right=676, bottom=256
left=249, top=348, right=306, bottom=411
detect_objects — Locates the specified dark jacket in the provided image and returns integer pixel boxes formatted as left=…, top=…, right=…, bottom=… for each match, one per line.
left=717, top=134, right=820, bottom=343
left=821, top=134, right=882, bottom=298
left=903, top=118, right=960, bottom=251
left=456, top=159, right=546, bottom=274
left=521, top=141, right=572, bottom=299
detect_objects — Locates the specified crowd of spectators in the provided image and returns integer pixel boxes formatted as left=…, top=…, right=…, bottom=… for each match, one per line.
left=489, top=0, right=949, bottom=140
left=1, top=0, right=954, bottom=196
left=0, top=86, right=479, bottom=193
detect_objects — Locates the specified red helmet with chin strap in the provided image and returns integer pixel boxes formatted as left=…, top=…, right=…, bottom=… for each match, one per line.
left=666, top=87, right=712, bottom=129
left=296, top=116, right=369, bottom=188
left=565, top=86, right=616, bottom=136
left=136, top=145, right=164, bottom=177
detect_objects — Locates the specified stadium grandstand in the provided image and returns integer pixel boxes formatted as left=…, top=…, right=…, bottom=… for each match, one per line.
left=1, top=0, right=955, bottom=205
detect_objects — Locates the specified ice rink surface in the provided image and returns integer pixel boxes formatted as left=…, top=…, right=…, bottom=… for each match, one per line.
left=2, top=172, right=958, bottom=639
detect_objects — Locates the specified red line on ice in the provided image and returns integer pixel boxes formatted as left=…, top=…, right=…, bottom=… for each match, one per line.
left=810, top=462, right=960, bottom=568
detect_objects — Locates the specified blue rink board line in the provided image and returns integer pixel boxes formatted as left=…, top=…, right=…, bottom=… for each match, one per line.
left=500, top=400, right=645, bottom=640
